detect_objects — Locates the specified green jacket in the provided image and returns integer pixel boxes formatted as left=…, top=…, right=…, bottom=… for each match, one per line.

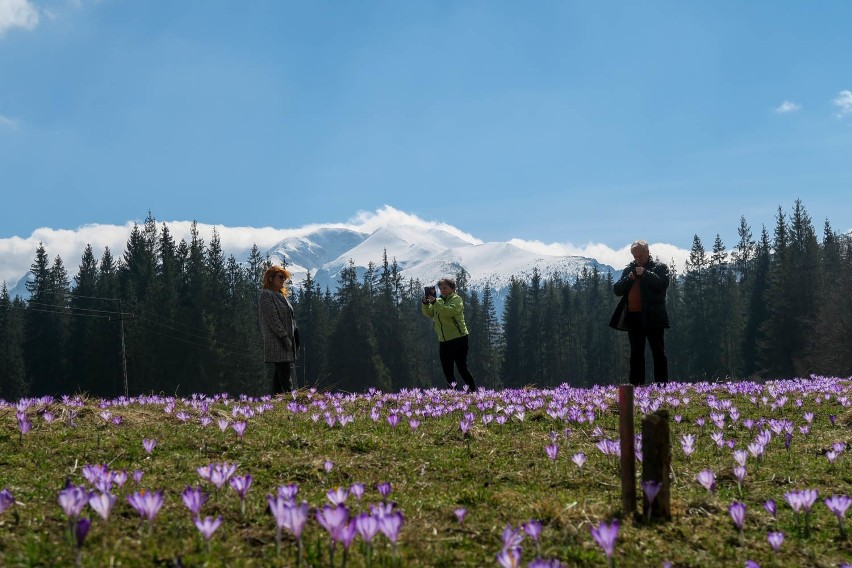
left=421, top=292, right=469, bottom=342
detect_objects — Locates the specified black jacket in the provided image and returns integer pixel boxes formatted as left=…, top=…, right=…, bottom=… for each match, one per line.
left=609, top=259, right=670, bottom=331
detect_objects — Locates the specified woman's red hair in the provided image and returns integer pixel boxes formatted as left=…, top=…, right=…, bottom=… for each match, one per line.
left=262, top=265, right=292, bottom=295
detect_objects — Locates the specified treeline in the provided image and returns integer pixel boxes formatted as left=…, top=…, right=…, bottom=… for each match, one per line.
left=1, top=200, right=851, bottom=399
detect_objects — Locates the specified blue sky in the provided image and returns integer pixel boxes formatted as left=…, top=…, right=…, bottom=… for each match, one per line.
left=2, top=0, right=851, bottom=282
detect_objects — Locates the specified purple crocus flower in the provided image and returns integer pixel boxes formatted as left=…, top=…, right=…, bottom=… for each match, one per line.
left=283, top=501, right=310, bottom=540
left=81, top=464, right=107, bottom=486
left=142, top=438, right=157, bottom=454
left=767, top=531, right=784, bottom=552
left=496, top=547, right=520, bottom=568
left=355, top=512, right=380, bottom=543
left=641, top=480, right=662, bottom=506
left=181, top=486, right=209, bottom=519
left=133, top=470, right=144, bottom=484
left=88, top=492, right=116, bottom=521
left=376, top=482, right=392, bottom=499
left=528, top=560, right=566, bottom=568
left=349, top=483, right=365, bottom=501
left=16, top=412, right=31, bottom=436
left=590, top=519, right=619, bottom=563
left=545, top=444, right=559, bottom=462
left=379, top=511, right=404, bottom=544
left=229, top=475, right=253, bottom=500
left=696, top=470, right=716, bottom=494
left=194, top=515, right=222, bottom=541
left=763, top=499, right=777, bottom=518
left=501, top=523, right=524, bottom=554
left=824, top=494, right=850, bottom=536
left=75, top=517, right=91, bottom=549
left=798, top=489, right=819, bottom=513
left=409, top=418, right=420, bottom=431
left=209, top=462, right=237, bottom=489
left=339, top=521, right=358, bottom=551
left=0, top=489, right=15, bottom=514
left=729, top=501, right=746, bottom=533
left=515, top=519, right=537, bottom=542
left=127, top=490, right=165, bottom=524
left=58, top=485, right=90, bottom=520
left=733, top=466, right=747, bottom=493
left=454, top=507, right=467, bottom=526
left=267, top=494, right=289, bottom=553
left=232, top=421, right=247, bottom=438
left=324, top=460, right=334, bottom=473
left=572, top=452, right=587, bottom=469
left=680, top=434, right=695, bottom=458
left=326, top=486, right=349, bottom=506
left=277, top=483, right=300, bottom=502
left=824, top=494, right=851, bottom=520
left=316, top=504, right=350, bottom=542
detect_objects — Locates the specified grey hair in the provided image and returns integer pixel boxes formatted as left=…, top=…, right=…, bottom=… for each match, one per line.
left=630, top=240, right=650, bottom=254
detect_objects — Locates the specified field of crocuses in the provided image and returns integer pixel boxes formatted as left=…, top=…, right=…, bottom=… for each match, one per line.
left=1, top=378, right=851, bottom=567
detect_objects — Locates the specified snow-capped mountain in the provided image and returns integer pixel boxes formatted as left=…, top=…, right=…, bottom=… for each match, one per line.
left=2, top=207, right=620, bottom=315
left=266, top=222, right=615, bottom=311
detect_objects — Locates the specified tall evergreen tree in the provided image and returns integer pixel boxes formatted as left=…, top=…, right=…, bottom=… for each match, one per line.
left=682, top=235, right=710, bottom=376
left=0, top=284, right=28, bottom=399
left=326, top=261, right=390, bottom=391
left=67, top=245, right=104, bottom=394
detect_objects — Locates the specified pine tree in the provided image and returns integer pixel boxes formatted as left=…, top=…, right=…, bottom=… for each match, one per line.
left=0, top=283, right=28, bottom=399
left=682, top=235, right=710, bottom=376
left=742, top=227, right=771, bottom=377
left=327, top=260, right=390, bottom=391
left=500, top=277, right=526, bottom=387
left=67, top=245, right=103, bottom=394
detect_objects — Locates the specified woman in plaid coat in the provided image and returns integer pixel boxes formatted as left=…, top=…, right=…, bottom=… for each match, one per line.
left=258, top=265, right=298, bottom=393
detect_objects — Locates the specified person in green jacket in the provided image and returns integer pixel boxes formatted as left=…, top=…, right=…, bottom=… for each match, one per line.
left=421, top=278, right=477, bottom=391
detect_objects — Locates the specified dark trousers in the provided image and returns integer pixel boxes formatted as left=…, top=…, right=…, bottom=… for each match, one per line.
left=267, top=362, right=296, bottom=394
left=439, top=335, right=476, bottom=390
left=625, top=312, right=668, bottom=386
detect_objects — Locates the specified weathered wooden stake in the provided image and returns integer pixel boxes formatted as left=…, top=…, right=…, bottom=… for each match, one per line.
left=641, top=410, right=672, bottom=520
left=618, top=384, right=636, bottom=517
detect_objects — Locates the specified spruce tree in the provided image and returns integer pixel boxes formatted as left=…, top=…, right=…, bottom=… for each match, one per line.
left=0, top=284, right=28, bottom=399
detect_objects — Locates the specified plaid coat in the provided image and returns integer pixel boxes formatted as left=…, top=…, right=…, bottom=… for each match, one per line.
left=258, top=289, right=296, bottom=363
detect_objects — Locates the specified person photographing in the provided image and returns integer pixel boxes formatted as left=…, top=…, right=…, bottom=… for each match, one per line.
left=421, top=278, right=477, bottom=391
left=609, top=240, right=670, bottom=386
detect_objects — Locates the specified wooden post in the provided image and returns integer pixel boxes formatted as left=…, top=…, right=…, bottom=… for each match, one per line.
left=618, top=385, right=636, bottom=517
left=641, top=410, right=672, bottom=520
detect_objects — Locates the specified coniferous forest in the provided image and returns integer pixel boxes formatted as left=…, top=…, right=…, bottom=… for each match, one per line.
left=1, top=199, right=851, bottom=400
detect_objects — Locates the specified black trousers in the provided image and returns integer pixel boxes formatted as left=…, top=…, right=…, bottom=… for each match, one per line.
left=267, top=362, right=296, bottom=394
left=625, top=312, right=668, bottom=386
left=439, top=335, right=476, bottom=390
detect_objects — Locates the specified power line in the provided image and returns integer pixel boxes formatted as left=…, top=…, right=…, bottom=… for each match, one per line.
left=5, top=304, right=112, bottom=319
left=142, top=326, right=257, bottom=359
left=25, top=300, right=122, bottom=316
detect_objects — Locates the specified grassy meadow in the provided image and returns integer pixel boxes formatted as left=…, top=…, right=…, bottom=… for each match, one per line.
left=0, top=378, right=850, bottom=567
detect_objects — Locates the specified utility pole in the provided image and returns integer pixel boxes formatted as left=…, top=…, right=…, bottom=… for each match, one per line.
left=110, top=300, right=133, bottom=398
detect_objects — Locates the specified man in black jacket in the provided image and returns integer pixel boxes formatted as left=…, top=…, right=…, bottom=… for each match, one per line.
left=609, top=240, right=670, bottom=385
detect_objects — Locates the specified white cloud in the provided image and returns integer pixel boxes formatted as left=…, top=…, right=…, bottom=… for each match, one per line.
left=0, top=207, right=691, bottom=292
left=346, top=205, right=483, bottom=245
left=506, top=239, right=690, bottom=273
left=833, top=90, right=852, bottom=117
left=0, top=114, right=19, bottom=129
left=774, top=100, right=800, bottom=114
left=0, top=0, right=39, bottom=35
